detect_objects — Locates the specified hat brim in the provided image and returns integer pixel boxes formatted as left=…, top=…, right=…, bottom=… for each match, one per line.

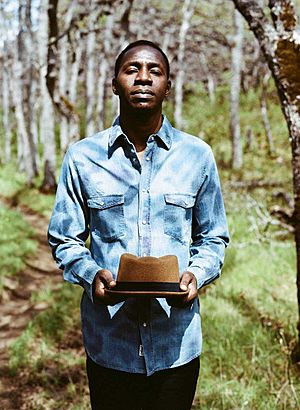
left=105, top=289, right=189, bottom=297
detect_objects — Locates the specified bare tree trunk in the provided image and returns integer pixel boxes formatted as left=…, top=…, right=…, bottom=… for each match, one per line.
left=230, top=8, right=244, bottom=170
left=86, top=4, right=97, bottom=136
left=11, top=0, right=35, bottom=184
left=96, top=13, right=115, bottom=130
left=40, top=0, right=57, bottom=193
left=25, top=0, right=39, bottom=176
left=260, top=72, right=274, bottom=156
left=174, top=0, right=197, bottom=130
left=199, top=52, right=215, bottom=103
left=245, top=126, right=254, bottom=152
left=232, top=0, right=300, bottom=361
left=110, top=0, right=134, bottom=120
left=2, top=40, right=11, bottom=163
left=46, top=0, right=59, bottom=103
left=58, top=3, right=75, bottom=152
left=12, top=49, right=34, bottom=184
left=68, top=30, right=82, bottom=144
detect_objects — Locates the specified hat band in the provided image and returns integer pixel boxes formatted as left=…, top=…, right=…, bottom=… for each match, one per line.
left=114, top=281, right=181, bottom=292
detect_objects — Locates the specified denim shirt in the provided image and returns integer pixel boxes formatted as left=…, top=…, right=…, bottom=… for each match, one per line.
left=48, top=115, right=229, bottom=376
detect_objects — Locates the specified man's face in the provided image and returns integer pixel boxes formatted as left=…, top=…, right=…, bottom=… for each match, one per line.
left=112, top=46, right=171, bottom=112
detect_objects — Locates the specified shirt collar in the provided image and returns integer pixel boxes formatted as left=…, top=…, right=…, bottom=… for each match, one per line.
left=108, top=115, right=173, bottom=153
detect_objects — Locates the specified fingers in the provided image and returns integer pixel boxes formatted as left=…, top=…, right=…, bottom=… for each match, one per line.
left=94, top=269, right=117, bottom=303
left=97, top=269, right=116, bottom=289
left=167, top=272, right=198, bottom=308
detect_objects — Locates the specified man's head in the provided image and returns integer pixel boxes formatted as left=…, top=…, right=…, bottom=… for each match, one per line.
left=112, top=40, right=171, bottom=114
left=114, top=40, right=170, bottom=79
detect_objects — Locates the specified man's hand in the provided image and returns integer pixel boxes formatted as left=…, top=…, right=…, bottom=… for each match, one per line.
left=93, top=269, right=124, bottom=305
left=166, top=271, right=198, bottom=308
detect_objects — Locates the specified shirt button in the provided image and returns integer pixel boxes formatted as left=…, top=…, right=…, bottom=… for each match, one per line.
left=142, top=220, right=147, bottom=225
left=148, top=136, right=154, bottom=142
left=143, top=322, right=147, bottom=327
left=142, top=188, right=146, bottom=193
left=146, top=157, right=150, bottom=161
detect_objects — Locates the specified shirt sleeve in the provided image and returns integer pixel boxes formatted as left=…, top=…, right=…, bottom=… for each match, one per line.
left=47, top=149, right=101, bottom=302
left=188, top=147, right=230, bottom=289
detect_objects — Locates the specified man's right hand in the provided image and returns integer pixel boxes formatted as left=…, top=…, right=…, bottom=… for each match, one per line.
left=93, top=269, right=124, bottom=305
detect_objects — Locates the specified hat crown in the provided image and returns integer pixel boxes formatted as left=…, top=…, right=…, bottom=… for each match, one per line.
left=117, top=253, right=179, bottom=283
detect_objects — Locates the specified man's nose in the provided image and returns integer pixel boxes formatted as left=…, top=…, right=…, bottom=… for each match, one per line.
left=135, top=67, right=152, bottom=84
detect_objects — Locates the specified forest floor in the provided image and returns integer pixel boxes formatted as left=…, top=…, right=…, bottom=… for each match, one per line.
left=0, top=197, right=62, bottom=409
left=0, top=163, right=299, bottom=408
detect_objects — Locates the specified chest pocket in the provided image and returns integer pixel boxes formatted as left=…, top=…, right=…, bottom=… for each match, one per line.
left=164, top=194, right=195, bottom=243
left=87, top=195, right=125, bottom=242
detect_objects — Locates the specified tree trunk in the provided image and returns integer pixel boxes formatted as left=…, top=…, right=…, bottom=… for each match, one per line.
left=58, top=2, right=75, bottom=152
left=39, top=0, right=57, bottom=193
left=199, top=52, right=215, bottom=103
left=232, top=0, right=300, bottom=361
left=25, top=0, right=39, bottom=176
left=96, top=13, right=115, bottom=130
left=230, top=8, right=244, bottom=170
left=86, top=4, right=97, bottom=136
left=68, top=30, right=82, bottom=144
left=174, top=0, right=197, bottom=130
left=46, top=0, right=59, bottom=104
left=2, top=40, right=11, bottom=163
left=260, top=73, right=275, bottom=156
left=11, top=0, right=35, bottom=184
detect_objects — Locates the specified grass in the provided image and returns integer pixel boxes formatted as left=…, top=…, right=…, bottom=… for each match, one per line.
left=6, top=189, right=299, bottom=409
left=196, top=189, right=299, bottom=409
left=0, top=163, right=56, bottom=217
left=0, top=204, right=37, bottom=295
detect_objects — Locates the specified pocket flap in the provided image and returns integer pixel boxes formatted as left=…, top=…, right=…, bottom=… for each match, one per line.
left=87, top=195, right=124, bottom=210
left=164, top=194, right=195, bottom=208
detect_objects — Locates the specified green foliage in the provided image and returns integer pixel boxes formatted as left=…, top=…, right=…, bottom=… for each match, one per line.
left=0, top=163, right=56, bottom=217
left=196, top=190, right=298, bottom=409
left=17, top=188, right=55, bottom=218
left=0, top=163, right=27, bottom=197
left=0, top=205, right=36, bottom=294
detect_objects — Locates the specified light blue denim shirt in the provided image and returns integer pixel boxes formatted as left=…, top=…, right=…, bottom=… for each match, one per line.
left=48, top=115, right=229, bottom=376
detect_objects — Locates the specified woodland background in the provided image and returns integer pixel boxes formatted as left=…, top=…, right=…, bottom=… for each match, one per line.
left=0, top=0, right=300, bottom=409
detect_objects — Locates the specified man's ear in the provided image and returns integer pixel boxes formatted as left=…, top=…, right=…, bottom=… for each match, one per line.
left=165, top=80, right=171, bottom=97
left=112, top=78, right=119, bottom=95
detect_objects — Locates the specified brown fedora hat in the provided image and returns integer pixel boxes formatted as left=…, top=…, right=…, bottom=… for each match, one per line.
left=105, top=253, right=188, bottom=297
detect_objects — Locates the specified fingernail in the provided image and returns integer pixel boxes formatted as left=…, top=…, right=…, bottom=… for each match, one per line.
left=181, top=284, right=187, bottom=290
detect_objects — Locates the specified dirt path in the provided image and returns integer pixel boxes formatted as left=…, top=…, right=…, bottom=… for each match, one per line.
left=0, top=199, right=61, bottom=409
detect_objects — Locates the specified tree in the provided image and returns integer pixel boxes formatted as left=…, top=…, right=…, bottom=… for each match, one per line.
left=230, top=8, right=244, bottom=170
left=41, top=0, right=57, bottom=193
left=232, top=0, right=300, bottom=361
left=174, top=0, right=197, bottom=129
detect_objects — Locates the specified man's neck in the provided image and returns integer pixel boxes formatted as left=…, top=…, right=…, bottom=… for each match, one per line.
left=119, top=108, right=163, bottom=153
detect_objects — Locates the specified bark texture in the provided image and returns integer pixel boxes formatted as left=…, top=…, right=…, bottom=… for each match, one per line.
left=230, top=8, right=244, bottom=170
left=174, top=0, right=197, bottom=129
left=232, top=0, right=300, bottom=360
left=40, top=0, right=57, bottom=193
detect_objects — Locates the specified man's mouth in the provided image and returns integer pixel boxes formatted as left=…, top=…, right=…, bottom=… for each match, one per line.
left=131, top=89, right=155, bottom=96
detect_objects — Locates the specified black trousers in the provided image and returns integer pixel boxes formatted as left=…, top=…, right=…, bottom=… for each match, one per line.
left=86, top=355, right=200, bottom=410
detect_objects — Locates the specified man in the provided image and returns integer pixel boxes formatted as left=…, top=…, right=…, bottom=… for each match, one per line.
left=48, top=40, right=229, bottom=410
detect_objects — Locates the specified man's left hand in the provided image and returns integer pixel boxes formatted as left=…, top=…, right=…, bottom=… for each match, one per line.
left=166, top=271, right=198, bottom=308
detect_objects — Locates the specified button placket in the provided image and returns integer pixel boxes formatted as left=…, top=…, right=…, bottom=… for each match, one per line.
left=138, top=147, right=153, bottom=257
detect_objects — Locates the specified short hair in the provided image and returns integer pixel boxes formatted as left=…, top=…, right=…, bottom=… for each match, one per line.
left=114, top=40, right=170, bottom=78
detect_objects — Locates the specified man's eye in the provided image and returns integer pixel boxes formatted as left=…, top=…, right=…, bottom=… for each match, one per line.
left=126, top=68, right=138, bottom=73
left=150, top=69, right=162, bottom=75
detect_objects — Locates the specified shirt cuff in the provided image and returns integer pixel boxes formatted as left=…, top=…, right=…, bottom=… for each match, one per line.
left=71, top=262, right=101, bottom=303
left=186, top=266, right=220, bottom=290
